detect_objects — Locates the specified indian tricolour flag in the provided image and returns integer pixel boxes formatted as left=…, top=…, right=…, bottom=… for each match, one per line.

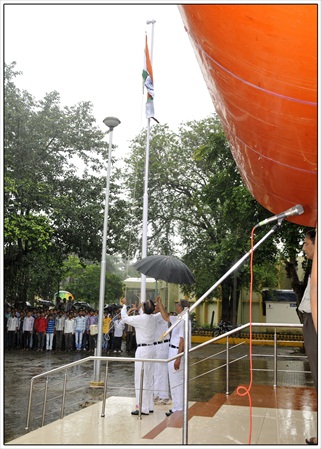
left=142, top=35, right=155, bottom=120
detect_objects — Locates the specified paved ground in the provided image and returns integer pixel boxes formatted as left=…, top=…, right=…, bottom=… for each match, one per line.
left=3, top=342, right=312, bottom=443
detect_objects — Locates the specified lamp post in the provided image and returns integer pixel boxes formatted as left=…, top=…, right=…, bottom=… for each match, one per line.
left=93, top=116, right=120, bottom=385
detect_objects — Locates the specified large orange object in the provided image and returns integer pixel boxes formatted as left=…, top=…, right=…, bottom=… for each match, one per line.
left=179, top=5, right=317, bottom=227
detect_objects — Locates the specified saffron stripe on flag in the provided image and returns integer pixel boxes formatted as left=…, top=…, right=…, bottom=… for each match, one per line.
left=142, top=35, right=155, bottom=120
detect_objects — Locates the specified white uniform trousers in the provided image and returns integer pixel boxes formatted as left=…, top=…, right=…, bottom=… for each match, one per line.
left=154, top=342, right=170, bottom=399
left=134, top=345, right=155, bottom=414
left=168, top=346, right=184, bottom=412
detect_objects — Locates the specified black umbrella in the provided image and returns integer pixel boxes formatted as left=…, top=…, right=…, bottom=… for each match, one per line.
left=134, top=255, right=195, bottom=285
left=104, top=303, right=119, bottom=311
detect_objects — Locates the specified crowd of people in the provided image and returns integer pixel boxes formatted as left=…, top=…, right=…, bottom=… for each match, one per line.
left=4, top=306, right=135, bottom=354
left=5, top=296, right=188, bottom=418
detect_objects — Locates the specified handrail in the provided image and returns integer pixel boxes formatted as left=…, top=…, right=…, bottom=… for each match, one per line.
left=26, top=354, right=173, bottom=430
left=25, top=321, right=306, bottom=445
left=190, top=322, right=303, bottom=353
left=183, top=319, right=305, bottom=444
left=161, top=223, right=281, bottom=342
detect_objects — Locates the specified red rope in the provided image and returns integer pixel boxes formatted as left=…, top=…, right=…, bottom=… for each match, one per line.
left=236, top=227, right=256, bottom=444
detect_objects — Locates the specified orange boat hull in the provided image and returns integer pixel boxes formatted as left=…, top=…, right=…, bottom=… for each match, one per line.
left=179, top=4, right=317, bottom=227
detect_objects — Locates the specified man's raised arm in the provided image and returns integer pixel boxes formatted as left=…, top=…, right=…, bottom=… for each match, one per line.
left=155, top=296, right=170, bottom=323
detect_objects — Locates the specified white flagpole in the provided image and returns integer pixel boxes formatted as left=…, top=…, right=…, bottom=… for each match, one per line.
left=141, top=19, right=155, bottom=303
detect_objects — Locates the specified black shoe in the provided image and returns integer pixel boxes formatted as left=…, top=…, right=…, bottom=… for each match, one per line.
left=149, top=410, right=154, bottom=413
left=306, top=437, right=317, bottom=445
left=131, top=410, right=149, bottom=416
left=165, top=410, right=173, bottom=417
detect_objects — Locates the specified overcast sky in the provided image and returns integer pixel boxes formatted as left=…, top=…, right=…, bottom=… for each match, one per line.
left=3, top=2, right=215, bottom=161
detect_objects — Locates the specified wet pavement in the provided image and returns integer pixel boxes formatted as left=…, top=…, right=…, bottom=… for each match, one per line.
left=3, top=342, right=313, bottom=444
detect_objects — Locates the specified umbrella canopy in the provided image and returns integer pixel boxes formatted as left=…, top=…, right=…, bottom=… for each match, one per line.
left=134, top=255, right=195, bottom=285
left=54, top=291, right=74, bottom=300
left=104, top=303, right=120, bottom=311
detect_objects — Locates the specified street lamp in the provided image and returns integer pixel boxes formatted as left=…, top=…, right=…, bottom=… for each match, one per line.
left=93, top=116, right=120, bottom=385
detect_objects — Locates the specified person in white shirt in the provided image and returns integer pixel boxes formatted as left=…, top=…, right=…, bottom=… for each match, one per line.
left=298, top=229, right=318, bottom=446
left=156, top=296, right=190, bottom=416
left=310, top=231, right=317, bottom=332
left=298, top=229, right=317, bottom=389
left=7, top=314, right=19, bottom=349
left=121, top=297, right=157, bottom=416
left=113, top=314, right=125, bottom=353
left=153, top=303, right=171, bottom=405
left=64, top=313, right=75, bottom=352
left=22, top=311, right=35, bottom=351
left=55, top=311, right=65, bottom=351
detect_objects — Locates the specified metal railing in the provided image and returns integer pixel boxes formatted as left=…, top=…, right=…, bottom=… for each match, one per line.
left=190, top=322, right=306, bottom=391
left=158, top=223, right=283, bottom=444
left=181, top=318, right=306, bottom=444
left=25, top=353, right=167, bottom=429
left=25, top=321, right=308, bottom=444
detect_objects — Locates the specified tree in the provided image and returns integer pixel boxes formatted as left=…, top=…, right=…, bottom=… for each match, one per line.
left=62, top=255, right=124, bottom=306
left=4, top=62, right=126, bottom=302
left=5, top=63, right=309, bottom=315
left=123, top=124, right=181, bottom=258
left=123, top=115, right=307, bottom=323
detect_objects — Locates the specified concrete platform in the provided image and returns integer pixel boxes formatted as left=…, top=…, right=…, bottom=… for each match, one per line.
left=7, top=385, right=317, bottom=446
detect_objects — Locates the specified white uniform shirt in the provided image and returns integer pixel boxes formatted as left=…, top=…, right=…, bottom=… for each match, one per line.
left=298, top=277, right=311, bottom=313
left=169, top=316, right=185, bottom=347
left=169, top=315, right=191, bottom=348
left=154, top=312, right=169, bottom=343
left=121, top=305, right=156, bottom=345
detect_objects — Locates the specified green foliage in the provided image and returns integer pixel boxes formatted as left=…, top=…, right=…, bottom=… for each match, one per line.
left=123, top=115, right=307, bottom=323
left=4, top=62, right=125, bottom=302
left=4, top=213, right=53, bottom=249
left=4, top=63, right=309, bottom=317
left=63, top=257, right=124, bottom=306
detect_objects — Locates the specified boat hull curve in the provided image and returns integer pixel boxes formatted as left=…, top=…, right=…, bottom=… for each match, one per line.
left=179, top=4, right=317, bottom=227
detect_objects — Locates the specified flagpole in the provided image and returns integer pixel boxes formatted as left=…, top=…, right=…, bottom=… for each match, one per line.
left=141, top=19, right=155, bottom=303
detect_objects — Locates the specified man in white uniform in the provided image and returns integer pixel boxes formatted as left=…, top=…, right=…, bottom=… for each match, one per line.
left=156, top=296, right=190, bottom=416
left=121, top=297, right=156, bottom=416
left=153, top=303, right=171, bottom=404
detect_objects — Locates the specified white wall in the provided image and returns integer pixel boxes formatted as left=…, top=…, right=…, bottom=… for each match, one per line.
left=265, top=301, right=301, bottom=325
